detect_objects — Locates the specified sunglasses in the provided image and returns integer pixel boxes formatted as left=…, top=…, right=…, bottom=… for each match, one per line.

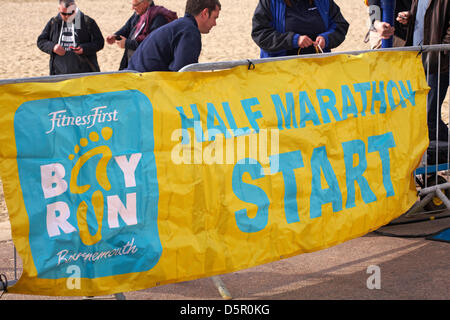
left=60, top=11, right=75, bottom=16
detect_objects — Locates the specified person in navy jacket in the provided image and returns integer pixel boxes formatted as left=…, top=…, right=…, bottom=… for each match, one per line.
left=251, top=0, right=349, bottom=58
left=127, top=0, right=221, bottom=72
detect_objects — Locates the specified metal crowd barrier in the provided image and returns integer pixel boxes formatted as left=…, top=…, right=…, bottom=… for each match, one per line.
left=402, top=45, right=450, bottom=216
left=1, top=44, right=449, bottom=299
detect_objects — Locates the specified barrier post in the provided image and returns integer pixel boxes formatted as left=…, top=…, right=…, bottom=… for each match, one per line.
left=211, top=276, right=232, bottom=300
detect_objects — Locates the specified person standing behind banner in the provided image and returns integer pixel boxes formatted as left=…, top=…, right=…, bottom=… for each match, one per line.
left=251, top=0, right=349, bottom=58
left=106, top=0, right=177, bottom=70
left=37, top=0, right=104, bottom=75
left=397, top=0, right=450, bottom=142
left=127, top=0, right=221, bottom=72
left=365, top=0, right=412, bottom=49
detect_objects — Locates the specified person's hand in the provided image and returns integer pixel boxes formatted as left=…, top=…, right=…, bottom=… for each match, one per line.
left=53, top=44, right=66, bottom=56
left=71, top=46, right=84, bottom=55
left=396, top=11, right=410, bottom=25
left=314, top=36, right=326, bottom=50
left=373, top=20, right=395, bottom=39
left=298, top=35, right=314, bottom=48
left=106, top=35, right=116, bottom=45
left=116, top=36, right=126, bottom=49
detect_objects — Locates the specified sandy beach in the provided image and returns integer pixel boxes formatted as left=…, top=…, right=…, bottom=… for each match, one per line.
left=0, top=0, right=368, bottom=79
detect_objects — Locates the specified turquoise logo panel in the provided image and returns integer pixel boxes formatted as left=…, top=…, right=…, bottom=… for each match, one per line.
left=14, top=90, right=161, bottom=279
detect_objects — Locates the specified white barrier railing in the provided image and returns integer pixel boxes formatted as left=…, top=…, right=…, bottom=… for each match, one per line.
left=180, top=44, right=450, bottom=72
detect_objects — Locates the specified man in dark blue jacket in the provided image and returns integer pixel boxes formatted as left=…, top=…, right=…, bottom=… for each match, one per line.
left=127, top=0, right=221, bottom=72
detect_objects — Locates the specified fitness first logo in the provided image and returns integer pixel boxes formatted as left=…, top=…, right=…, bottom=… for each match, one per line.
left=46, top=106, right=119, bottom=134
left=15, top=90, right=162, bottom=279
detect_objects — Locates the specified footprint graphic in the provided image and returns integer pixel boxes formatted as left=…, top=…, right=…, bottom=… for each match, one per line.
left=69, top=127, right=113, bottom=246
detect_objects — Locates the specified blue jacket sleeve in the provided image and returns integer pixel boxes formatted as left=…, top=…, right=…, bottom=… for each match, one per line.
left=251, top=0, right=297, bottom=53
left=317, top=0, right=349, bottom=50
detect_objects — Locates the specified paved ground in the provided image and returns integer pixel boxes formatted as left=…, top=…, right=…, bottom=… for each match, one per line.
left=1, top=210, right=449, bottom=301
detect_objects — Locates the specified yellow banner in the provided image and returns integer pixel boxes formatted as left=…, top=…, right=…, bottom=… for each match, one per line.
left=0, top=51, right=429, bottom=296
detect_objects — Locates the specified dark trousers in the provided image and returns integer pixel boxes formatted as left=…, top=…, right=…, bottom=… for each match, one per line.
left=427, top=71, right=450, bottom=142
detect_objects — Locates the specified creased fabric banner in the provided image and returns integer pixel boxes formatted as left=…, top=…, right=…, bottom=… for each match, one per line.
left=0, top=51, right=429, bottom=296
